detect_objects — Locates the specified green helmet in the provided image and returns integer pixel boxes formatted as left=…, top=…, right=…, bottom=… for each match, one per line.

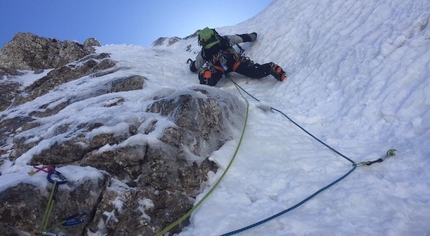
left=198, top=27, right=220, bottom=49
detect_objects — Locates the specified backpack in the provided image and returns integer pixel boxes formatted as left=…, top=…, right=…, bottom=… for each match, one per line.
left=198, top=27, right=231, bottom=60
left=198, top=27, right=221, bottom=49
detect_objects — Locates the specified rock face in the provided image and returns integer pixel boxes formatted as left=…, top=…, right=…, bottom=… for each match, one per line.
left=0, top=175, right=108, bottom=236
left=152, top=36, right=182, bottom=47
left=0, top=33, right=246, bottom=235
left=152, top=30, right=199, bottom=47
left=0, top=33, right=102, bottom=113
left=0, top=32, right=100, bottom=70
left=0, top=67, right=25, bottom=111
left=13, top=52, right=117, bottom=107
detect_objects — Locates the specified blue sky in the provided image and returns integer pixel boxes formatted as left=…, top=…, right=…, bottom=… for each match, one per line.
left=0, top=0, right=271, bottom=48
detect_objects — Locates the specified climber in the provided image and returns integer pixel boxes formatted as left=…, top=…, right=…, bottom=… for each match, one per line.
left=188, top=27, right=286, bottom=86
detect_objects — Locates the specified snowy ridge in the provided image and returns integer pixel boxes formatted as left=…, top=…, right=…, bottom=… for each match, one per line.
left=1, top=0, right=429, bottom=235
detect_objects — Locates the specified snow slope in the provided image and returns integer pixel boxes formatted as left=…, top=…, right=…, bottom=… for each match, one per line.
left=178, top=1, right=430, bottom=235
left=1, top=0, right=430, bottom=235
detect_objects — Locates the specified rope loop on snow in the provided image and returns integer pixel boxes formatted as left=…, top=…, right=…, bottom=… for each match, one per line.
left=156, top=80, right=250, bottom=236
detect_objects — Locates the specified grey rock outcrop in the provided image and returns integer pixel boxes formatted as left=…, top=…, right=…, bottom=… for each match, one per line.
left=12, top=52, right=116, bottom=107
left=152, top=36, right=181, bottom=47
left=151, top=30, right=199, bottom=47
left=0, top=176, right=107, bottom=236
left=0, top=67, right=24, bottom=111
left=0, top=32, right=100, bottom=70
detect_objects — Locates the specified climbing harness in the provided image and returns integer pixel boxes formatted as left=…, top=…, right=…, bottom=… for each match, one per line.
left=235, top=44, right=245, bottom=56
left=219, top=78, right=397, bottom=236
left=29, top=166, right=87, bottom=236
left=185, top=42, right=244, bottom=74
left=156, top=76, right=251, bottom=236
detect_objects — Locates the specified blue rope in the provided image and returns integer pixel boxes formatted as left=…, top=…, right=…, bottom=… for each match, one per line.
left=221, top=78, right=357, bottom=236
left=227, top=79, right=355, bottom=164
left=271, top=107, right=355, bottom=164
left=221, top=166, right=356, bottom=236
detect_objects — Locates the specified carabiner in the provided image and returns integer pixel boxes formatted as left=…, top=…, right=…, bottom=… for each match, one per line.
left=62, top=212, right=87, bottom=226
left=47, top=170, right=67, bottom=185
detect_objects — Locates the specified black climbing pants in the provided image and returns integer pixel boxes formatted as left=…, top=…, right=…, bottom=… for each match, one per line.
left=199, top=56, right=272, bottom=86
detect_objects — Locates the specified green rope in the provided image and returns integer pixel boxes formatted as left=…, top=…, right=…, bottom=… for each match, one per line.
left=45, top=220, right=66, bottom=234
left=156, top=81, right=250, bottom=236
left=40, top=180, right=58, bottom=233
